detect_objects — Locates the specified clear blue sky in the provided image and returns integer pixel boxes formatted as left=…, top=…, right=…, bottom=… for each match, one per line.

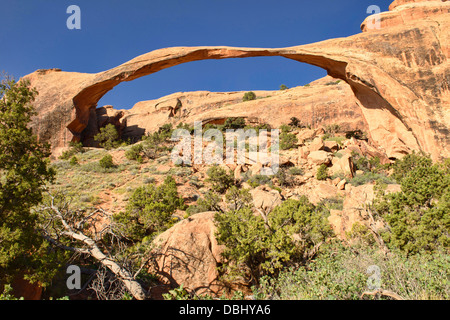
left=0, top=0, right=392, bottom=109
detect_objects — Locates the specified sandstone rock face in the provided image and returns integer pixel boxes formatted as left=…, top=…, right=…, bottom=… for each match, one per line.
left=151, top=212, right=225, bottom=297
left=24, top=0, right=449, bottom=161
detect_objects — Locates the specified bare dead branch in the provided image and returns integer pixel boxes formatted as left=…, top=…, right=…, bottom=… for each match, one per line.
left=360, top=289, right=405, bottom=300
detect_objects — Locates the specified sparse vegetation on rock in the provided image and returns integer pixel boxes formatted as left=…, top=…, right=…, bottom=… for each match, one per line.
left=242, top=91, right=256, bottom=102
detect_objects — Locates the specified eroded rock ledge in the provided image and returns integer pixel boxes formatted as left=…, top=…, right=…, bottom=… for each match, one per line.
left=24, top=0, right=449, bottom=160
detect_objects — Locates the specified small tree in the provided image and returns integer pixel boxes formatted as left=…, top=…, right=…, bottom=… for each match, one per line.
left=279, top=131, right=298, bottom=150
left=280, top=84, right=288, bottom=91
left=316, top=164, right=329, bottom=180
left=243, top=91, right=256, bottom=102
left=0, top=76, right=57, bottom=285
left=99, top=154, right=115, bottom=169
left=375, top=155, right=450, bottom=255
left=69, top=156, right=79, bottom=166
left=205, top=165, right=235, bottom=194
left=94, top=124, right=121, bottom=150
left=113, top=176, right=186, bottom=242
left=214, top=196, right=333, bottom=283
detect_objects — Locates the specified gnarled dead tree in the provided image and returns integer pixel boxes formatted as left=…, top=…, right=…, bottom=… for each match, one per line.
left=36, top=191, right=151, bottom=300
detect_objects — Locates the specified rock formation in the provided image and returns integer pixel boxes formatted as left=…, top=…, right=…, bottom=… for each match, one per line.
left=24, top=0, right=449, bottom=161
left=150, top=212, right=226, bottom=297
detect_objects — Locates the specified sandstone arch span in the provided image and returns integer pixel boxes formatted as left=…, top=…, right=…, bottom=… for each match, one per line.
left=25, top=0, right=449, bottom=160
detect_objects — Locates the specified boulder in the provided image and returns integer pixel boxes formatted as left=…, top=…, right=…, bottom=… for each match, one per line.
left=308, top=183, right=339, bottom=205
left=329, top=153, right=355, bottom=178
left=296, top=128, right=317, bottom=143
left=324, top=140, right=339, bottom=152
left=250, top=186, right=282, bottom=212
left=307, top=150, right=332, bottom=165
left=151, top=212, right=225, bottom=297
left=308, top=137, right=325, bottom=152
left=337, top=179, right=347, bottom=190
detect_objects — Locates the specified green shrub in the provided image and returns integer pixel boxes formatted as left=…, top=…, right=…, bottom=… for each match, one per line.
left=324, top=124, right=340, bottom=135
left=289, top=167, right=304, bottom=176
left=345, top=130, right=368, bottom=141
left=186, top=191, right=221, bottom=215
left=243, top=91, right=256, bottom=102
left=113, top=176, right=186, bottom=241
left=317, top=197, right=344, bottom=211
left=349, top=172, right=395, bottom=186
left=316, top=164, right=329, bottom=180
left=205, top=165, right=235, bottom=194
left=247, top=174, right=273, bottom=188
left=59, top=141, right=85, bottom=160
left=223, top=117, right=246, bottom=130
left=125, top=144, right=144, bottom=163
left=176, top=122, right=195, bottom=134
left=253, top=242, right=449, bottom=300
left=214, top=196, right=333, bottom=283
left=99, top=154, right=115, bottom=169
left=391, top=151, right=432, bottom=183
left=94, top=124, right=121, bottom=150
left=274, top=168, right=296, bottom=187
left=69, top=156, right=79, bottom=166
left=375, top=156, right=450, bottom=255
left=279, top=124, right=292, bottom=133
left=279, top=132, right=298, bottom=150
left=323, top=135, right=346, bottom=146
left=288, top=117, right=305, bottom=128
left=279, top=84, right=288, bottom=91
left=141, top=125, right=174, bottom=159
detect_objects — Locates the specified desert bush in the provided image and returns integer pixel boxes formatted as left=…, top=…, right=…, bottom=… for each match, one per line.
left=274, top=168, right=296, bottom=187
left=375, top=155, right=450, bottom=255
left=323, top=135, right=346, bottom=146
left=69, top=156, right=79, bottom=166
left=214, top=196, right=333, bottom=284
left=289, top=167, right=304, bottom=176
left=113, top=176, right=186, bottom=241
left=279, top=124, right=292, bottom=133
left=253, top=242, right=449, bottom=300
left=94, top=124, right=121, bottom=150
left=205, top=165, right=235, bottom=194
left=223, top=117, right=246, bottom=130
left=243, top=91, right=256, bottom=102
left=391, top=151, right=432, bottom=183
left=99, top=154, right=115, bottom=169
left=345, top=130, right=368, bottom=141
left=279, top=131, right=298, bottom=150
left=316, top=164, right=329, bottom=181
left=59, top=141, right=86, bottom=160
left=125, top=144, right=144, bottom=163
left=324, top=124, right=340, bottom=135
left=176, top=122, right=195, bottom=134
left=140, top=125, right=174, bottom=159
left=349, top=172, right=395, bottom=186
left=317, top=196, right=344, bottom=211
left=279, top=84, right=288, bottom=91
left=247, top=174, right=273, bottom=188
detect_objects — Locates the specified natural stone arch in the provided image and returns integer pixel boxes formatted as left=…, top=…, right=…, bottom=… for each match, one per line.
left=25, top=0, right=450, bottom=160
left=68, top=46, right=418, bottom=158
